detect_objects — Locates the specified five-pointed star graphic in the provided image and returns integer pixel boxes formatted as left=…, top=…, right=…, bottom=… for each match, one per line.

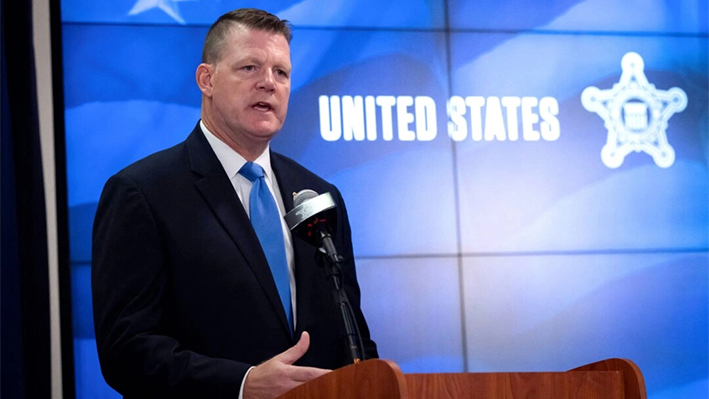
left=581, top=52, right=687, bottom=168
left=128, top=0, right=196, bottom=24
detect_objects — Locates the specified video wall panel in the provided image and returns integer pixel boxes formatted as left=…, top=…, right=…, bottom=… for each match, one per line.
left=448, top=0, right=709, bottom=33
left=61, top=0, right=446, bottom=28
left=450, top=31, right=709, bottom=253
left=461, top=253, right=708, bottom=399
left=277, top=29, right=456, bottom=257
left=59, top=1, right=708, bottom=398
left=358, top=257, right=465, bottom=373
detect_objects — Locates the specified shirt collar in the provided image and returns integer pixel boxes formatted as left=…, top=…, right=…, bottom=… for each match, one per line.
left=200, top=120, right=274, bottom=181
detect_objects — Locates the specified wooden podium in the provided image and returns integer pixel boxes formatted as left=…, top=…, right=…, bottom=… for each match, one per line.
left=278, top=358, right=647, bottom=399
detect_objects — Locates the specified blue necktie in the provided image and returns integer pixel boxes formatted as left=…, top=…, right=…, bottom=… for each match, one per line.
left=239, top=162, right=293, bottom=334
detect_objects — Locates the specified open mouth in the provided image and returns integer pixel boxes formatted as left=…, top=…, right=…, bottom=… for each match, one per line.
left=253, top=102, right=273, bottom=112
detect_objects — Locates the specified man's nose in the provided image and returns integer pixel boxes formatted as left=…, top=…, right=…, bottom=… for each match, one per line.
left=257, top=70, right=276, bottom=91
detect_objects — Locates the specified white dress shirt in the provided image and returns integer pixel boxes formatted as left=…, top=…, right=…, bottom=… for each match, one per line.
left=200, top=121, right=297, bottom=398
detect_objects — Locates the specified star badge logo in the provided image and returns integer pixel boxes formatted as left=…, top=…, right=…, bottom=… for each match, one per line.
left=581, top=52, right=687, bottom=168
left=128, top=0, right=196, bottom=24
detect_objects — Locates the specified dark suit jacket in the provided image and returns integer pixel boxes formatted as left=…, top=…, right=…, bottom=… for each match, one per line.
left=92, top=123, right=378, bottom=398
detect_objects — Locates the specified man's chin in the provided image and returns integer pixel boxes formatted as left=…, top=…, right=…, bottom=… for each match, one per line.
left=249, top=122, right=284, bottom=139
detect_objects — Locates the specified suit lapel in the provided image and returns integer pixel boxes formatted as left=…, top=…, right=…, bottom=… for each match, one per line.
left=185, top=127, right=291, bottom=336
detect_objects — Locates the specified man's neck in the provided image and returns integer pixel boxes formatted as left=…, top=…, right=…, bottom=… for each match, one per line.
left=200, top=117, right=269, bottom=161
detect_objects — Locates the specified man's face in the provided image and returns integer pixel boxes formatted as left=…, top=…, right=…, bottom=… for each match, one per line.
left=204, top=27, right=291, bottom=150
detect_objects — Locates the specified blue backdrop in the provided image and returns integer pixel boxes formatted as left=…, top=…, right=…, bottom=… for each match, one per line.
left=61, top=1, right=708, bottom=398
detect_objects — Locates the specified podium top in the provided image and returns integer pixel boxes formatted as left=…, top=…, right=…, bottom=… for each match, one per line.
left=278, top=358, right=647, bottom=399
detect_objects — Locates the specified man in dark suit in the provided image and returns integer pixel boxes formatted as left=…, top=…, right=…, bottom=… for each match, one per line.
left=92, top=8, right=377, bottom=399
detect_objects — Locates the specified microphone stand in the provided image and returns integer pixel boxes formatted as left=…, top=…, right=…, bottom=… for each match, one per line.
left=316, top=228, right=366, bottom=364
left=284, top=191, right=365, bottom=364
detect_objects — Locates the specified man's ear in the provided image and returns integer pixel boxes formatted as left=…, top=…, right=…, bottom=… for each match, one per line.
left=196, top=63, right=214, bottom=97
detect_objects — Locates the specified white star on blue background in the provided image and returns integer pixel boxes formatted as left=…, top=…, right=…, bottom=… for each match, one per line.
left=128, top=0, right=196, bottom=24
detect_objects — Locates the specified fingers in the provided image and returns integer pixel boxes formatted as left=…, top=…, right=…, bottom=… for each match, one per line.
left=243, top=332, right=331, bottom=399
left=288, top=365, right=331, bottom=382
left=278, top=332, right=331, bottom=383
left=277, top=331, right=310, bottom=365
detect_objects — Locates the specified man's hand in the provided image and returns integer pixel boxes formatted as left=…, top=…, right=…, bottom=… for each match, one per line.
left=243, top=331, right=331, bottom=399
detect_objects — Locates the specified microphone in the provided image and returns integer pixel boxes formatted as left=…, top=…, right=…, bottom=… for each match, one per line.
left=284, top=189, right=365, bottom=363
left=284, top=190, right=338, bottom=250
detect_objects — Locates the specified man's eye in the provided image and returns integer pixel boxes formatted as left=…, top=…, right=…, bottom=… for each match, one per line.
left=277, top=69, right=289, bottom=77
left=243, top=65, right=255, bottom=71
